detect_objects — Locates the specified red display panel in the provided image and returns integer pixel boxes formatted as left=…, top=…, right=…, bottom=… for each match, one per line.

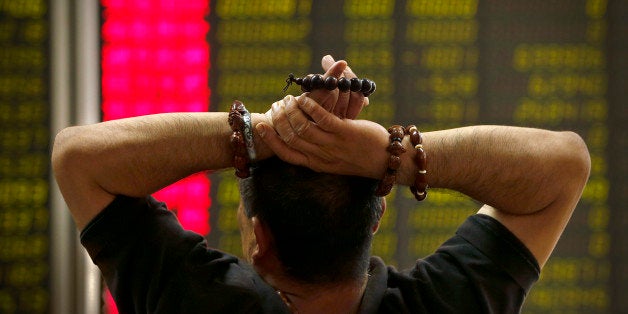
left=100, top=1, right=211, bottom=312
left=101, top=0, right=211, bottom=233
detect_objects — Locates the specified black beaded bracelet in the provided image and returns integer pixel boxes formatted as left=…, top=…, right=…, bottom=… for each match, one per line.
left=283, top=73, right=376, bottom=97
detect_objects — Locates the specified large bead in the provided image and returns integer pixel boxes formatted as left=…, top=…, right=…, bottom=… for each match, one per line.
left=232, top=100, right=246, bottom=112
left=375, top=173, right=396, bottom=196
left=235, top=167, right=250, bottom=179
left=230, top=133, right=247, bottom=155
left=410, top=186, right=427, bottom=201
left=301, top=76, right=312, bottom=92
left=382, top=174, right=396, bottom=187
left=229, top=132, right=240, bottom=146
left=324, top=76, right=338, bottom=90
left=388, top=155, right=402, bottom=170
left=375, top=183, right=393, bottom=196
left=350, top=77, right=362, bottom=92
left=414, top=172, right=428, bottom=191
left=234, top=155, right=249, bottom=169
left=227, top=112, right=237, bottom=127
left=311, top=74, right=325, bottom=89
left=365, top=81, right=376, bottom=96
left=388, top=141, right=406, bottom=155
left=388, top=125, right=405, bottom=139
left=337, top=77, right=350, bottom=92
left=229, top=116, right=244, bottom=131
left=415, top=148, right=427, bottom=170
left=409, top=129, right=422, bottom=145
left=360, top=79, right=372, bottom=94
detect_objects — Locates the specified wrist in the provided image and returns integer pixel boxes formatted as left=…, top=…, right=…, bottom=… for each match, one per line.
left=374, top=125, right=406, bottom=196
left=251, top=112, right=275, bottom=161
left=373, top=125, right=430, bottom=201
left=347, top=120, right=390, bottom=179
left=398, top=132, right=433, bottom=187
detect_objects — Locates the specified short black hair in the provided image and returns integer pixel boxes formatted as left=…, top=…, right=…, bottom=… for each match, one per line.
left=239, top=157, right=381, bottom=284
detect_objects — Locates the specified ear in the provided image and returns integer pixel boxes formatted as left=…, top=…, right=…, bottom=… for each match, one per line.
left=372, top=197, right=387, bottom=234
left=251, top=217, right=271, bottom=260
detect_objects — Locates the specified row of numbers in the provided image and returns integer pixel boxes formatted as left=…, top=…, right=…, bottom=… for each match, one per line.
left=516, top=0, right=610, bottom=311
left=401, top=0, right=481, bottom=263
left=343, top=0, right=397, bottom=262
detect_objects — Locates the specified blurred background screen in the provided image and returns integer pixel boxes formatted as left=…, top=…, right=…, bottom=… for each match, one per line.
left=0, top=0, right=626, bottom=313
left=0, top=1, right=50, bottom=313
left=205, top=1, right=626, bottom=313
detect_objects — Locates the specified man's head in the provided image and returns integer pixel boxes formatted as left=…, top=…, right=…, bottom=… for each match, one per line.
left=238, top=157, right=383, bottom=285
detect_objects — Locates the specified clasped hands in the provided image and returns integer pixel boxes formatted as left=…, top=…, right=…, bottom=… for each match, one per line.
left=255, top=56, right=389, bottom=181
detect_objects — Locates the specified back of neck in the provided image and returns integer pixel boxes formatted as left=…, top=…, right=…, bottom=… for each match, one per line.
left=275, top=277, right=367, bottom=314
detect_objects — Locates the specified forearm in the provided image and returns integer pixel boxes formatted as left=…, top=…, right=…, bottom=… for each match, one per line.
left=260, top=97, right=591, bottom=265
left=397, top=125, right=590, bottom=215
left=258, top=97, right=589, bottom=215
left=52, top=112, right=271, bottom=228
left=55, top=112, right=274, bottom=194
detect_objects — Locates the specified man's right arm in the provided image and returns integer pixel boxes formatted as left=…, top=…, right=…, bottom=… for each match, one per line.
left=52, top=112, right=270, bottom=230
left=52, top=55, right=367, bottom=231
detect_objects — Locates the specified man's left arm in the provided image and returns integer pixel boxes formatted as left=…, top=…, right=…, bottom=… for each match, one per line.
left=257, top=96, right=591, bottom=268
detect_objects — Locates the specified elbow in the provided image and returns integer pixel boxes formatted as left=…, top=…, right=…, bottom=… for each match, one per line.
left=555, top=131, right=591, bottom=199
left=52, top=126, right=85, bottom=184
left=563, top=131, right=591, bottom=184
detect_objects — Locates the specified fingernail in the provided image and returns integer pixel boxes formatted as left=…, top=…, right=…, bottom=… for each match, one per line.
left=255, top=124, right=265, bottom=137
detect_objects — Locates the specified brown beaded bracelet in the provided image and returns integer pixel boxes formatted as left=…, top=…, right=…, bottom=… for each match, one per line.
left=406, top=125, right=428, bottom=201
left=375, top=125, right=407, bottom=197
left=228, top=100, right=251, bottom=178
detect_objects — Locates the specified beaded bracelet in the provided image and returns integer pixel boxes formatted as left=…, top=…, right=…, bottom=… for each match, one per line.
left=375, top=125, right=406, bottom=197
left=283, top=73, right=377, bottom=97
left=406, top=125, right=428, bottom=201
left=228, top=100, right=251, bottom=178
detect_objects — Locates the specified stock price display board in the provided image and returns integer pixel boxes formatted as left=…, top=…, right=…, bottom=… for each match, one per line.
left=207, top=0, right=314, bottom=256
left=207, top=1, right=627, bottom=313
left=100, top=1, right=212, bottom=312
left=0, top=0, right=50, bottom=313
